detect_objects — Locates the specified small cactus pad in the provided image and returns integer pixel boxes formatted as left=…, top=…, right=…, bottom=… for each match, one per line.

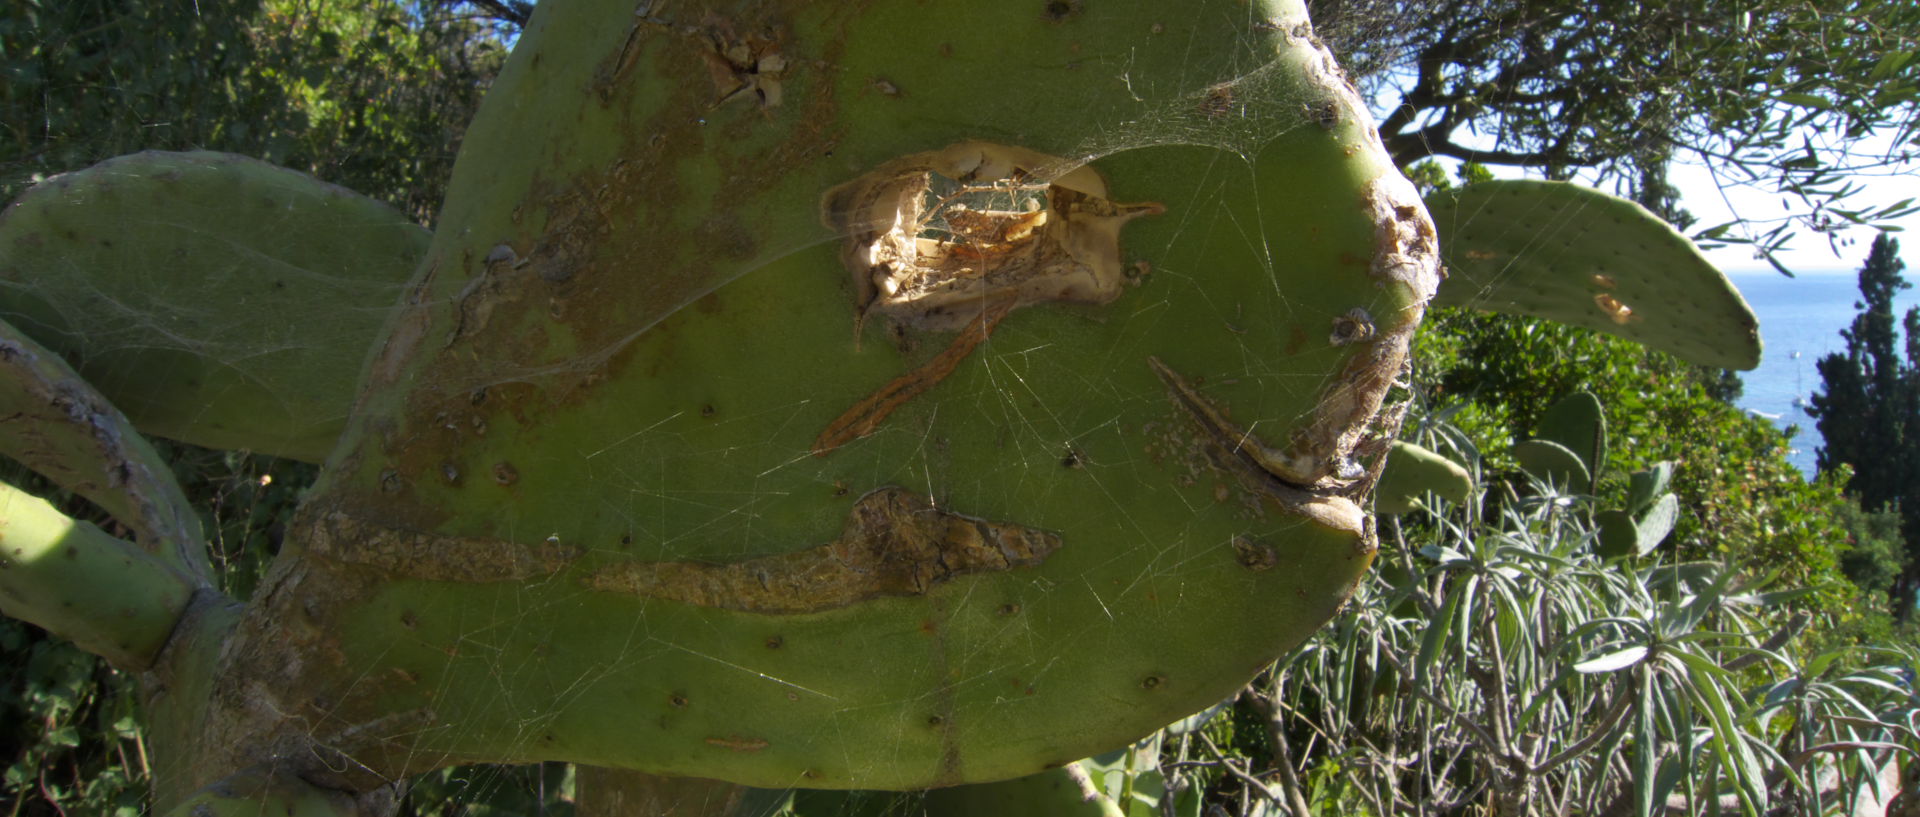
left=0, top=151, right=426, bottom=461
left=1595, top=493, right=1678, bottom=559
left=1595, top=510, right=1639, bottom=559
left=1513, top=438, right=1591, bottom=493
left=0, top=479, right=195, bottom=670
left=1427, top=180, right=1761, bottom=370
left=1535, top=391, right=1606, bottom=492
left=1375, top=439, right=1475, bottom=514
left=0, top=313, right=203, bottom=576
left=1626, top=462, right=1675, bottom=516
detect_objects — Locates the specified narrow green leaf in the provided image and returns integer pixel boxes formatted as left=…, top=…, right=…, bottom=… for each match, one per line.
left=1576, top=645, right=1650, bottom=674
left=1725, top=587, right=1813, bottom=607
left=1419, top=545, right=1472, bottom=565
left=1802, top=649, right=1853, bottom=678
left=1689, top=671, right=1769, bottom=815
left=1417, top=579, right=1466, bottom=680
left=1456, top=573, right=1482, bottom=661
left=1868, top=50, right=1915, bottom=82
left=1692, top=222, right=1738, bottom=241
left=1560, top=616, right=1654, bottom=648
left=1664, top=649, right=1732, bottom=682
left=1752, top=679, right=1800, bottom=719
left=1841, top=675, right=1912, bottom=698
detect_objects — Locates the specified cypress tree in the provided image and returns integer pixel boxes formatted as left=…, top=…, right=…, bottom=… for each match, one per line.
left=1809, top=234, right=1919, bottom=614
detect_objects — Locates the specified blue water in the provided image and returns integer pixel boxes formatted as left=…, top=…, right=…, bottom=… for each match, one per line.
left=1726, top=269, right=1920, bottom=477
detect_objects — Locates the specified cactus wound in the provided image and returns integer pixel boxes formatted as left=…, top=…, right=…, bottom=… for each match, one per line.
left=302, top=512, right=585, bottom=582
left=814, top=142, right=1163, bottom=451
left=306, top=486, right=1060, bottom=613
left=1148, top=356, right=1364, bottom=535
left=586, top=487, right=1061, bottom=613
left=812, top=297, right=1014, bottom=455
left=824, top=141, right=1163, bottom=333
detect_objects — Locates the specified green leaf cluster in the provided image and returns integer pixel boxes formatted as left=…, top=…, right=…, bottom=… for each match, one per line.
left=1273, top=475, right=1920, bottom=817
left=0, top=620, right=146, bottom=817
left=1412, top=307, right=1866, bottom=616
left=0, top=4, right=502, bottom=813
left=0, top=0, right=506, bottom=221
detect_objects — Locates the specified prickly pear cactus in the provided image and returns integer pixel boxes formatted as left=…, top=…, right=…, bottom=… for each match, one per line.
left=200, top=0, right=1438, bottom=794
left=1427, top=180, right=1761, bottom=370
left=0, top=0, right=1436, bottom=807
left=0, top=151, right=425, bottom=462
left=1375, top=439, right=1474, bottom=514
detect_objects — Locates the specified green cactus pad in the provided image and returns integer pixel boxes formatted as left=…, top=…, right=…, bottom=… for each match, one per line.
left=1595, top=510, right=1639, bottom=559
left=1595, top=493, right=1678, bottom=560
left=1634, top=494, right=1679, bottom=555
left=0, top=151, right=426, bottom=462
left=1375, top=439, right=1475, bottom=514
left=0, top=312, right=204, bottom=578
left=1535, top=391, right=1606, bottom=492
left=1626, top=462, right=1675, bottom=516
left=0, top=479, right=195, bottom=670
left=200, top=0, right=1440, bottom=795
left=1513, top=439, right=1591, bottom=493
left=1427, top=180, right=1761, bottom=370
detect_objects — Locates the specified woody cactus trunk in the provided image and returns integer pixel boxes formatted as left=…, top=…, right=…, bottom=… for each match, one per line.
left=0, top=0, right=1439, bottom=812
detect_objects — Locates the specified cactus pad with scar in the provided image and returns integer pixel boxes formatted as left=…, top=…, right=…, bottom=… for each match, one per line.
left=1427, top=180, right=1761, bottom=370
left=242, top=0, right=1439, bottom=791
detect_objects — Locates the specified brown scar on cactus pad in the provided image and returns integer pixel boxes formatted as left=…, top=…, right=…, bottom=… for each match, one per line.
left=586, top=487, right=1061, bottom=613
left=1147, top=357, right=1364, bottom=537
left=304, top=486, right=1059, bottom=613
left=812, top=296, right=1014, bottom=455
left=824, top=141, right=1163, bottom=333
left=813, top=143, right=1161, bottom=450
left=302, top=512, right=585, bottom=582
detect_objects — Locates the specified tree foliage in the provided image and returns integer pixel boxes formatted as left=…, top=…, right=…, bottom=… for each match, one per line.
left=1309, top=0, right=1920, bottom=264
left=1809, top=234, right=1920, bottom=614
left=0, top=0, right=508, bottom=221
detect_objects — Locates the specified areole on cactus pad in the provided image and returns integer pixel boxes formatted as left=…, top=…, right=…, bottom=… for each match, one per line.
left=178, top=0, right=1438, bottom=797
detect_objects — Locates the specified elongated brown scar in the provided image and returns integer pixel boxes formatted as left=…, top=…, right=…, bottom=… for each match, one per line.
left=811, top=297, right=1015, bottom=456
left=586, top=486, right=1060, bottom=613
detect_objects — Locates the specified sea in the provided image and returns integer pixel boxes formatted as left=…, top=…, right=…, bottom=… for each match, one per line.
left=1725, top=268, right=1920, bottom=477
